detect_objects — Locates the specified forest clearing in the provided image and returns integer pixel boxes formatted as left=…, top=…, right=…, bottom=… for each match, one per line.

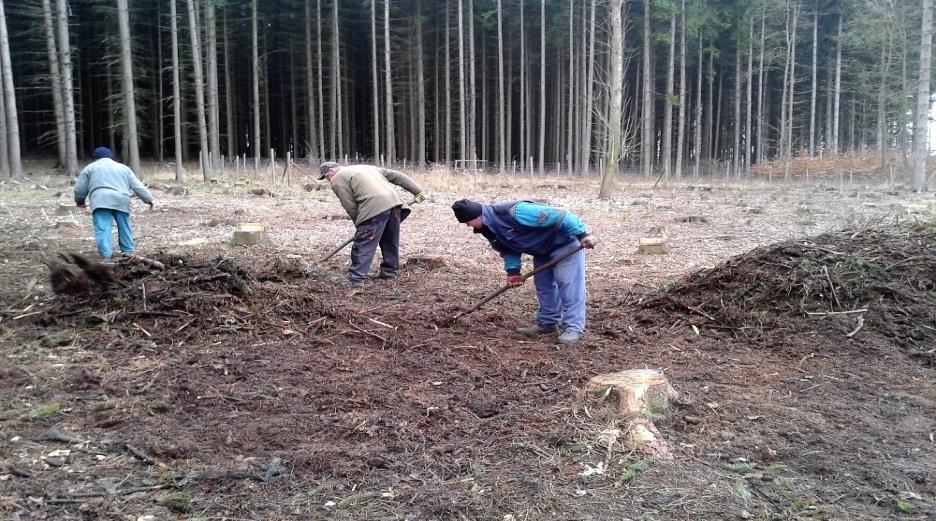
left=0, top=164, right=933, bottom=520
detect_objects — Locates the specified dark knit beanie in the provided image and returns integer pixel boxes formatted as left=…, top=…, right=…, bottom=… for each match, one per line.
left=452, top=199, right=483, bottom=223
left=92, top=147, right=113, bottom=160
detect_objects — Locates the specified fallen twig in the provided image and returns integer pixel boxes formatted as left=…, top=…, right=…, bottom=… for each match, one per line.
left=348, top=320, right=387, bottom=343
left=846, top=316, right=865, bottom=338
left=805, top=309, right=867, bottom=316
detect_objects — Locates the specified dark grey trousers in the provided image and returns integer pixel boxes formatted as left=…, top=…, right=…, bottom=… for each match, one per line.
left=348, top=206, right=401, bottom=283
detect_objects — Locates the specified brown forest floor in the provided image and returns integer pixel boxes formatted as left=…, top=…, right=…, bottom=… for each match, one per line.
left=0, top=163, right=934, bottom=520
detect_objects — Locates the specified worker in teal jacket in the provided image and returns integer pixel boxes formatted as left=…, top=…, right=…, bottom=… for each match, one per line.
left=74, top=147, right=156, bottom=259
left=452, top=199, right=597, bottom=345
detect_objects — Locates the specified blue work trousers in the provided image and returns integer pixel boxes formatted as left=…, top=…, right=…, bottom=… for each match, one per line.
left=348, top=207, right=401, bottom=283
left=532, top=243, right=586, bottom=333
left=91, top=208, right=134, bottom=259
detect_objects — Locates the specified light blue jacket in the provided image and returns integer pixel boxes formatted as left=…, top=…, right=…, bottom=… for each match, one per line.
left=481, top=201, right=588, bottom=274
left=74, top=158, right=154, bottom=214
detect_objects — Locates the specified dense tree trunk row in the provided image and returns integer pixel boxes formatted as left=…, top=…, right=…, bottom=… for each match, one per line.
left=0, top=0, right=932, bottom=191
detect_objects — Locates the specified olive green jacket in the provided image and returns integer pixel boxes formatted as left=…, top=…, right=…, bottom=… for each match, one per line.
left=329, top=165, right=423, bottom=225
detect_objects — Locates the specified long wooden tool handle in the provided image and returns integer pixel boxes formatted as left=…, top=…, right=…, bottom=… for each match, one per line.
left=318, top=236, right=354, bottom=263
left=452, top=245, right=585, bottom=321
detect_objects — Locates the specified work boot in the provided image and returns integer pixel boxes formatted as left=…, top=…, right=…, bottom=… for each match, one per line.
left=376, top=271, right=397, bottom=281
left=557, top=330, right=583, bottom=346
left=346, top=283, right=364, bottom=297
left=515, top=323, right=558, bottom=337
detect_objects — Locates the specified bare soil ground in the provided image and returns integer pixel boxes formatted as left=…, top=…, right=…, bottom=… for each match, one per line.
left=1, top=163, right=934, bottom=521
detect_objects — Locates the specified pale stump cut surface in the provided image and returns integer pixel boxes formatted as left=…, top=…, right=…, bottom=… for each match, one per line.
left=581, top=369, right=679, bottom=455
left=231, top=223, right=271, bottom=247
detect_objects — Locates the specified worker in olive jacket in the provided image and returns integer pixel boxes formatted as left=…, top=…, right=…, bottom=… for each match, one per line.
left=319, top=162, right=425, bottom=295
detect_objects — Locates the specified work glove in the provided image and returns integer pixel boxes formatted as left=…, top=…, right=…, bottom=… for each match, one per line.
left=413, top=192, right=426, bottom=204
left=507, top=274, right=525, bottom=287
left=580, top=234, right=597, bottom=249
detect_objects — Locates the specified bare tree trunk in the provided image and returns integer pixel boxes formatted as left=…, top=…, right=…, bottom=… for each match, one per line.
left=519, top=1, right=525, bottom=170
left=913, top=0, right=932, bottom=191
left=224, top=7, right=235, bottom=158
left=0, top=0, right=20, bottom=180
left=41, top=0, right=66, bottom=169
left=331, top=0, right=342, bottom=159
left=0, top=66, right=7, bottom=176
left=370, top=0, right=380, bottom=162
left=566, top=0, right=574, bottom=173
left=170, top=0, right=184, bottom=182
left=251, top=0, right=261, bottom=168
left=538, top=0, right=545, bottom=174
left=733, top=49, right=741, bottom=174
left=877, top=36, right=892, bottom=176
left=693, top=31, right=702, bottom=177
left=662, top=11, right=675, bottom=180
left=744, top=15, right=753, bottom=173
left=315, top=0, right=324, bottom=160
left=756, top=9, right=766, bottom=164
left=444, top=0, right=451, bottom=166
left=599, top=0, right=623, bottom=199
left=415, top=0, right=426, bottom=166
left=186, top=0, right=208, bottom=179
left=832, top=11, right=842, bottom=156
left=117, top=0, right=141, bottom=175
left=384, top=0, right=395, bottom=163
left=808, top=4, right=817, bottom=157
left=581, top=0, right=596, bottom=173
left=206, top=2, right=220, bottom=167
left=468, top=0, right=477, bottom=162
left=497, top=0, right=505, bottom=171
left=305, top=0, right=318, bottom=163
left=56, top=0, right=77, bottom=175
left=641, top=0, right=653, bottom=177
left=457, top=0, right=466, bottom=163
left=675, top=0, right=686, bottom=179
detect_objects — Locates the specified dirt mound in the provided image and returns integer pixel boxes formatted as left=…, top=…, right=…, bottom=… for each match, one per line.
left=639, top=222, right=935, bottom=363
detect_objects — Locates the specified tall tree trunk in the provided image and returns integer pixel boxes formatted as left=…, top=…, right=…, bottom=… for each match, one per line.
left=468, top=0, right=477, bottom=162
left=808, top=4, right=817, bottom=157
left=0, top=0, right=20, bottom=180
left=599, top=0, right=623, bottom=199
left=186, top=0, right=208, bottom=179
left=224, top=7, right=235, bottom=158
left=693, top=31, right=702, bottom=177
left=495, top=0, right=504, bottom=170
left=733, top=49, right=741, bottom=174
left=662, top=11, right=675, bottom=180
left=415, top=0, right=426, bottom=166
left=675, top=0, right=686, bottom=179
left=457, top=0, right=466, bottom=163
left=832, top=11, right=842, bottom=156
left=41, top=0, right=66, bottom=169
left=206, top=2, right=220, bottom=167
left=170, top=0, right=184, bottom=182
left=756, top=9, right=766, bottom=164
left=444, top=0, right=451, bottom=166
left=705, top=46, right=714, bottom=166
left=641, top=0, right=653, bottom=177
left=251, top=0, right=261, bottom=168
left=370, top=0, right=380, bottom=162
left=331, top=0, right=342, bottom=159
left=519, top=1, right=525, bottom=170
left=566, top=0, right=574, bottom=172
left=384, top=0, right=395, bottom=163
left=56, top=0, right=77, bottom=175
left=581, top=0, right=596, bottom=173
left=0, top=64, right=7, bottom=176
left=305, top=0, right=318, bottom=163
left=117, top=0, right=141, bottom=175
left=913, top=0, right=932, bottom=191
left=744, top=15, right=753, bottom=173
left=538, top=0, right=545, bottom=174
left=315, top=0, right=324, bottom=160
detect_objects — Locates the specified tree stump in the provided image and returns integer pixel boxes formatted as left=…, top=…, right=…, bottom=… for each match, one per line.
left=637, top=237, right=669, bottom=254
left=580, top=369, right=678, bottom=455
left=231, top=223, right=271, bottom=247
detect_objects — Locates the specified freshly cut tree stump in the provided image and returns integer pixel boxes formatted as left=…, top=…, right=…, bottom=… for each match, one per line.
left=231, top=223, right=271, bottom=247
left=581, top=369, right=678, bottom=455
left=637, top=237, right=669, bottom=254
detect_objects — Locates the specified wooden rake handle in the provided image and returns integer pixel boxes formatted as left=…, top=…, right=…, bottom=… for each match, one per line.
left=451, top=244, right=585, bottom=322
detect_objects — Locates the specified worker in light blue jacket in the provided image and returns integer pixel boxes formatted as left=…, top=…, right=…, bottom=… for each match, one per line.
left=74, top=147, right=156, bottom=259
left=452, top=199, right=597, bottom=345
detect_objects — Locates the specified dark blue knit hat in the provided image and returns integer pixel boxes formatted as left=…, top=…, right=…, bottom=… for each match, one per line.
left=452, top=199, right=483, bottom=223
left=92, top=147, right=113, bottom=159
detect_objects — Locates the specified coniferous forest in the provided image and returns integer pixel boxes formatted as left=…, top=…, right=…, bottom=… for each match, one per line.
left=0, top=0, right=933, bottom=192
